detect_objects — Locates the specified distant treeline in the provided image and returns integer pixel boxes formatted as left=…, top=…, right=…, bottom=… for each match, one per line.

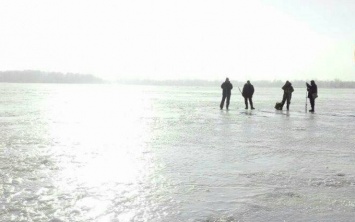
left=0, top=70, right=103, bottom=83
left=1, top=71, right=354, bottom=87
left=117, top=79, right=355, bottom=88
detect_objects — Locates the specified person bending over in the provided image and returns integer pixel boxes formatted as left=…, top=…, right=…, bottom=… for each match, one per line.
left=281, top=81, right=294, bottom=110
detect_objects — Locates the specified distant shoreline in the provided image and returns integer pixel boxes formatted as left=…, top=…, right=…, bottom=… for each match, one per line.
left=1, top=70, right=355, bottom=88
left=117, top=79, right=355, bottom=88
left=0, top=70, right=104, bottom=84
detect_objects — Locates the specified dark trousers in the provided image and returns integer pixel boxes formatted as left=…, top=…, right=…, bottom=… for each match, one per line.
left=220, top=94, right=231, bottom=109
left=244, top=97, right=253, bottom=108
left=281, top=93, right=292, bottom=109
left=309, top=97, right=315, bottom=110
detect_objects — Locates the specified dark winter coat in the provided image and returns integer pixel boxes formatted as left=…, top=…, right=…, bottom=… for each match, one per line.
left=306, top=82, right=318, bottom=98
left=221, top=81, right=233, bottom=96
left=282, top=82, right=294, bottom=95
left=242, top=83, right=254, bottom=98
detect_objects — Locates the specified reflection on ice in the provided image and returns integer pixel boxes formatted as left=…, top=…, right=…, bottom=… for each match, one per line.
left=1, top=84, right=355, bottom=221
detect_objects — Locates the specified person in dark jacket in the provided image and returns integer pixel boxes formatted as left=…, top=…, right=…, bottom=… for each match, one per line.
left=220, top=78, right=233, bottom=110
left=242, top=80, right=255, bottom=109
left=281, top=81, right=294, bottom=110
left=306, top=80, right=318, bottom=112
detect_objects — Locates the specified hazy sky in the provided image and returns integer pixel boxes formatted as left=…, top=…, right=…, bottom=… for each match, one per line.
left=0, top=0, right=354, bottom=81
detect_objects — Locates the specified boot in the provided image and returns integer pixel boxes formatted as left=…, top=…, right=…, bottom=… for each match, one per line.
left=279, top=105, right=283, bottom=110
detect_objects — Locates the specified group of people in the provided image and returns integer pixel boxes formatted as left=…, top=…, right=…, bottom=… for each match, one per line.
left=219, top=78, right=255, bottom=110
left=220, top=78, right=318, bottom=112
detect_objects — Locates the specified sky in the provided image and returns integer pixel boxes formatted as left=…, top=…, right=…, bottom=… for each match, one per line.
left=0, top=0, right=354, bottom=81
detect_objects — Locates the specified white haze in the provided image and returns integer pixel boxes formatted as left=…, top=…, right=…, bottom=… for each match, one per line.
left=0, top=0, right=354, bottom=81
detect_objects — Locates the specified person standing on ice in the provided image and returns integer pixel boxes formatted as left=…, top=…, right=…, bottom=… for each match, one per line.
left=220, top=78, right=233, bottom=110
left=306, top=80, right=318, bottom=112
left=280, top=80, right=294, bottom=110
left=242, top=80, right=255, bottom=110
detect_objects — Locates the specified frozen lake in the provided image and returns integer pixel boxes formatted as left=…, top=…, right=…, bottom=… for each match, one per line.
left=1, top=83, right=355, bottom=221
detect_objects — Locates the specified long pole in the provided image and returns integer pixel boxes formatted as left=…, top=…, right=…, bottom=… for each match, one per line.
left=305, top=91, right=307, bottom=112
left=238, top=86, right=243, bottom=96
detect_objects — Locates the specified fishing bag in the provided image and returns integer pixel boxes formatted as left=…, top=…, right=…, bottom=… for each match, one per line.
left=275, top=102, right=283, bottom=110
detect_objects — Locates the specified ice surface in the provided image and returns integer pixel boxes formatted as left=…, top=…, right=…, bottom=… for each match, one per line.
left=0, top=83, right=355, bottom=221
